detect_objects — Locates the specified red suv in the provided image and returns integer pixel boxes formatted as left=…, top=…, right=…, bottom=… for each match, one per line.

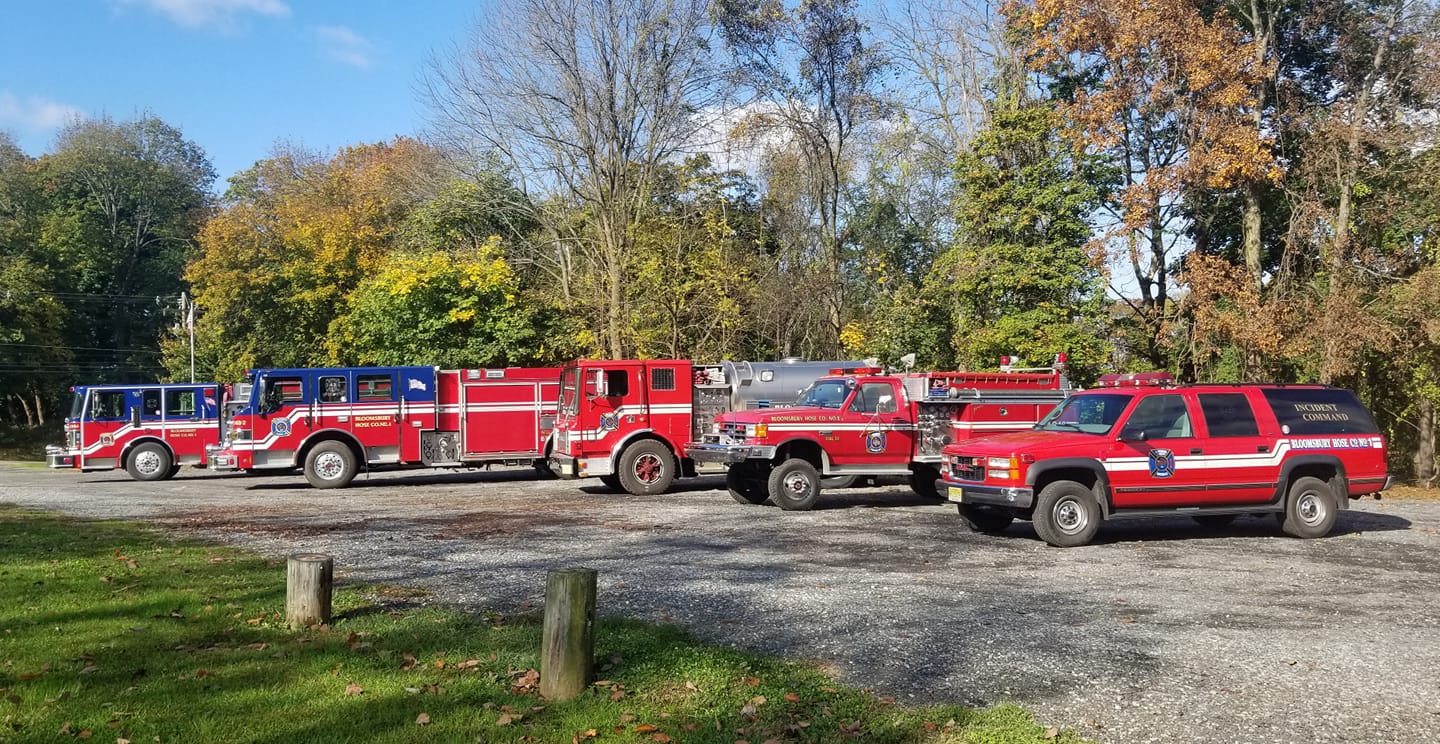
left=936, top=375, right=1391, bottom=547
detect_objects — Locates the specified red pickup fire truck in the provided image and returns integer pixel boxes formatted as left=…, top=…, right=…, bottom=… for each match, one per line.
left=46, top=382, right=226, bottom=481
left=936, top=374, right=1392, bottom=546
left=207, top=365, right=559, bottom=488
left=548, top=359, right=865, bottom=494
left=686, top=359, right=1072, bottom=510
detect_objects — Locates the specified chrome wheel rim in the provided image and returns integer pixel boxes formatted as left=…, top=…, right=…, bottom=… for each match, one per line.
left=314, top=451, right=345, bottom=480
left=633, top=453, right=663, bottom=484
left=1054, top=497, right=1087, bottom=534
left=1297, top=490, right=1325, bottom=526
left=134, top=450, right=162, bottom=475
left=783, top=471, right=811, bottom=497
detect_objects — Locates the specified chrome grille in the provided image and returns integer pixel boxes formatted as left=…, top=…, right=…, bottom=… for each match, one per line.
left=720, top=422, right=748, bottom=444
left=949, top=455, right=985, bottom=482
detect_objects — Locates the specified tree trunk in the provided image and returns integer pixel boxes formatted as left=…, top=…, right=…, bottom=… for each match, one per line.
left=1417, top=395, right=1436, bottom=487
left=33, top=390, right=45, bottom=426
left=17, top=394, right=35, bottom=428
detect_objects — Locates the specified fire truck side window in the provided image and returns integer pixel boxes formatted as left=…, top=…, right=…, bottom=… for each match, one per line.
left=261, top=377, right=304, bottom=413
left=165, top=390, right=197, bottom=417
left=650, top=367, right=676, bottom=391
left=142, top=390, right=162, bottom=417
left=605, top=370, right=629, bottom=397
left=356, top=374, right=393, bottom=401
left=90, top=391, right=127, bottom=420
left=319, top=376, right=347, bottom=403
left=849, top=382, right=893, bottom=414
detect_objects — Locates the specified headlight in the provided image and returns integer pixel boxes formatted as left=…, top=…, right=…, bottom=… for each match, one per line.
left=747, top=423, right=768, bottom=438
left=986, top=456, right=1012, bottom=469
left=987, top=455, right=1021, bottom=481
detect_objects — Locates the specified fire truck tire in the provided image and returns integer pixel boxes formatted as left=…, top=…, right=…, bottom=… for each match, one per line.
left=768, top=459, right=821, bottom=511
left=727, top=465, right=770, bottom=505
left=598, top=474, right=624, bottom=492
left=618, top=440, right=676, bottom=495
left=533, top=459, right=557, bottom=479
left=957, top=504, right=1014, bottom=534
left=304, top=441, right=358, bottom=489
left=1280, top=476, right=1337, bottom=539
left=165, top=463, right=182, bottom=480
left=1032, top=480, right=1101, bottom=547
left=126, top=442, right=173, bottom=482
left=909, top=465, right=943, bottom=501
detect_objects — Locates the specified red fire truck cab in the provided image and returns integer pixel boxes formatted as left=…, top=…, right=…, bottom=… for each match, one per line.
left=208, top=365, right=559, bottom=488
left=687, top=359, right=1072, bottom=510
left=45, top=382, right=225, bottom=481
left=549, top=358, right=866, bottom=495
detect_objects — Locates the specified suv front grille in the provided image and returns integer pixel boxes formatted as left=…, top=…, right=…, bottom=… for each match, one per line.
left=950, top=455, right=984, bottom=482
left=721, top=422, right=748, bottom=444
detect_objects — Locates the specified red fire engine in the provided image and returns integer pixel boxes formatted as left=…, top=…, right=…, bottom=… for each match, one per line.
left=548, top=359, right=866, bottom=494
left=46, top=382, right=226, bottom=481
left=686, top=357, right=1072, bottom=510
left=207, top=365, right=559, bottom=488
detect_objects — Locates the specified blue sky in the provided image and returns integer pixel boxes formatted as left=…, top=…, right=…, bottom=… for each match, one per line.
left=2, top=0, right=485, bottom=190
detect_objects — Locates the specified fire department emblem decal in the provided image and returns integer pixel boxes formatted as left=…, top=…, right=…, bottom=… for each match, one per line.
left=100, top=433, right=114, bottom=447
left=865, top=431, right=887, bottom=453
left=599, top=412, right=619, bottom=432
left=271, top=418, right=292, bottom=437
left=1148, top=448, right=1176, bottom=478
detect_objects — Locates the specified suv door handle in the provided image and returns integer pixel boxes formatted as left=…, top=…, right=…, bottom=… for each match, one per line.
left=1189, top=448, right=1203, bottom=455
left=1257, top=445, right=1270, bottom=453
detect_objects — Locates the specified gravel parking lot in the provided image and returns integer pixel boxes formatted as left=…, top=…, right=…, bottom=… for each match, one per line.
left=2, top=462, right=1437, bottom=744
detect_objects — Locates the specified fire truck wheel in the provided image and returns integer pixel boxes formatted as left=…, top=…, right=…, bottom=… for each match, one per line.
left=957, top=504, right=1014, bottom=534
left=599, top=474, right=624, bottom=492
left=1032, top=480, right=1101, bottom=547
left=125, top=442, right=173, bottom=482
left=727, top=465, right=770, bottom=505
left=909, top=465, right=943, bottom=501
left=1280, top=476, right=1337, bottom=539
left=165, top=463, right=182, bottom=480
left=618, top=440, right=676, bottom=495
left=768, top=459, right=821, bottom=511
left=304, top=441, right=358, bottom=489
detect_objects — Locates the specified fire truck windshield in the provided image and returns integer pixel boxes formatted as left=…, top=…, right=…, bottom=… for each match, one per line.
left=1035, top=393, right=1132, bottom=435
left=794, top=379, right=851, bottom=409
left=560, top=367, right=580, bottom=415
left=68, top=391, right=85, bottom=420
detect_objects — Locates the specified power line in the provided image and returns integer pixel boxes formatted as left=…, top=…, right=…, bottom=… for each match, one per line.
left=0, top=343, right=166, bottom=355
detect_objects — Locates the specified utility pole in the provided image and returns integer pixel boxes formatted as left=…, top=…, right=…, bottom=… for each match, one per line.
left=181, top=291, right=196, bottom=383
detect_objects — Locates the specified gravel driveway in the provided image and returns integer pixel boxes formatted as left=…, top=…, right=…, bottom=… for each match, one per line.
left=2, top=462, right=1437, bottom=744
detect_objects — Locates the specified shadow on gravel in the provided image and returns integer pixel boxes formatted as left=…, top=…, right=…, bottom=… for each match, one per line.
left=242, top=468, right=541, bottom=490
left=987, top=509, right=1413, bottom=547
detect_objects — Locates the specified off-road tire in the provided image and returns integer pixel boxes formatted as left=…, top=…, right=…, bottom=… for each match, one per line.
left=1192, top=514, right=1238, bottom=529
left=727, top=464, right=770, bottom=505
left=125, top=442, right=173, bottom=482
left=957, top=504, right=1014, bottom=534
left=768, top=459, right=821, bottom=511
left=304, top=440, right=358, bottom=489
left=1280, top=476, right=1338, bottom=539
left=1032, top=480, right=1102, bottom=547
left=617, top=440, right=676, bottom=495
left=909, top=465, right=942, bottom=501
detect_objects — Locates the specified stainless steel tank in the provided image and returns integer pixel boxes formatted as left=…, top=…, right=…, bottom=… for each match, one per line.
left=689, top=359, right=866, bottom=441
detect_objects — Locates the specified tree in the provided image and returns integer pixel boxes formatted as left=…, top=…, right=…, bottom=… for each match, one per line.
left=926, top=104, right=1111, bottom=379
left=426, top=0, right=719, bottom=358
left=715, top=0, right=888, bottom=353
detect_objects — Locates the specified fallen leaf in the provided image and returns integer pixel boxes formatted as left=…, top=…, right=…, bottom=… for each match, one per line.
left=750, top=695, right=767, bottom=706
left=415, top=712, right=430, bottom=725
left=610, top=688, right=626, bottom=701
left=456, top=659, right=480, bottom=669
left=117, top=739, right=131, bottom=744
left=651, top=734, right=672, bottom=743
left=633, top=724, right=658, bottom=733
left=744, top=676, right=761, bottom=686
left=344, top=683, right=364, bottom=696
left=1119, top=617, right=1135, bottom=623
left=684, top=680, right=698, bottom=691
left=77, top=731, right=92, bottom=739
left=195, top=669, right=212, bottom=678
left=619, top=713, right=637, bottom=723
left=497, top=712, right=517, bottom=726
left=1044, top=725, right=1059, bottom=739
left=784, top=692, right=800, bottom=703
left=401, top=653, right=417, bottom=671
left=59, top=723, right=71, bottom=734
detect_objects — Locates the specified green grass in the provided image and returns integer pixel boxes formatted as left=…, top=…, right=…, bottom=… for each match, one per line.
left=0, top=507, right=1084, bottom=744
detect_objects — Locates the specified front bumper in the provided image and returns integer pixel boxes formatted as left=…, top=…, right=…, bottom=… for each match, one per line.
left=685, top=442, right=777, bottom=465
left=938, top=479, right=1034, bottom=509
left=45, top=445, right=76, bottom=468
left=548, top=453, right=615, bottom=479
left=205, top=445, right=240, bottom=472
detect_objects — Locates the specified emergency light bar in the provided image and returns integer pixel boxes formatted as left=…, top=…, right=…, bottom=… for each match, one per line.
left=1096, top=372, right=1176, bottom=387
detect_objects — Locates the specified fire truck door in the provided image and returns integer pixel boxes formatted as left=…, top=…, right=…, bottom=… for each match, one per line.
left=160, top=387, right=203, bottom=459
left=838, top=380, right=913, bottom=467
left=313, top=371, right=353, bottom=438
left=351, top=370, right=401, bottom=462
left=399, top=369, right=436, bottom=462
left=80, top=388, right=128, bottom=469
left=584, top=366, right=636, bottom=458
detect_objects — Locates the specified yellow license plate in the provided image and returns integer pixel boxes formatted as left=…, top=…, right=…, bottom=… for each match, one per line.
left=947, top=486, right=964, bottom=503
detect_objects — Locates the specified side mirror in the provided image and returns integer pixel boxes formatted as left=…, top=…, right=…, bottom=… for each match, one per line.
left=130, top=406, right=141, bottom=427
left=877, top=395, right=897, bottom=414
left=1119, top=428, right=1147, bottom=441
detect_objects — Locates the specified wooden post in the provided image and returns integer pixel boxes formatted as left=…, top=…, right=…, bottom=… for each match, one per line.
left=540, top=567, right=597, bottom=700
left=286, top=553, right=334, bottom=630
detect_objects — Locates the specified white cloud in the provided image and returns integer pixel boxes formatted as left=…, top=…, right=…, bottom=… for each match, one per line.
left=0, top=92, right=83, bottom=132
left=315, top=25, right=375, bottom=69
left=122, top=0, right=291, bottom=28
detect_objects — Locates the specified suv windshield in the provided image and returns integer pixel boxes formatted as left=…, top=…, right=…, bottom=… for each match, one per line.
left=794, top=379, right=851, bottom=409
left=1036, top=393, right=1132, bottom=435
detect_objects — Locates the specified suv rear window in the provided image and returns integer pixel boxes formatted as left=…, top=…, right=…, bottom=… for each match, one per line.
left=1262, top=388, right=1379, bottom=435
